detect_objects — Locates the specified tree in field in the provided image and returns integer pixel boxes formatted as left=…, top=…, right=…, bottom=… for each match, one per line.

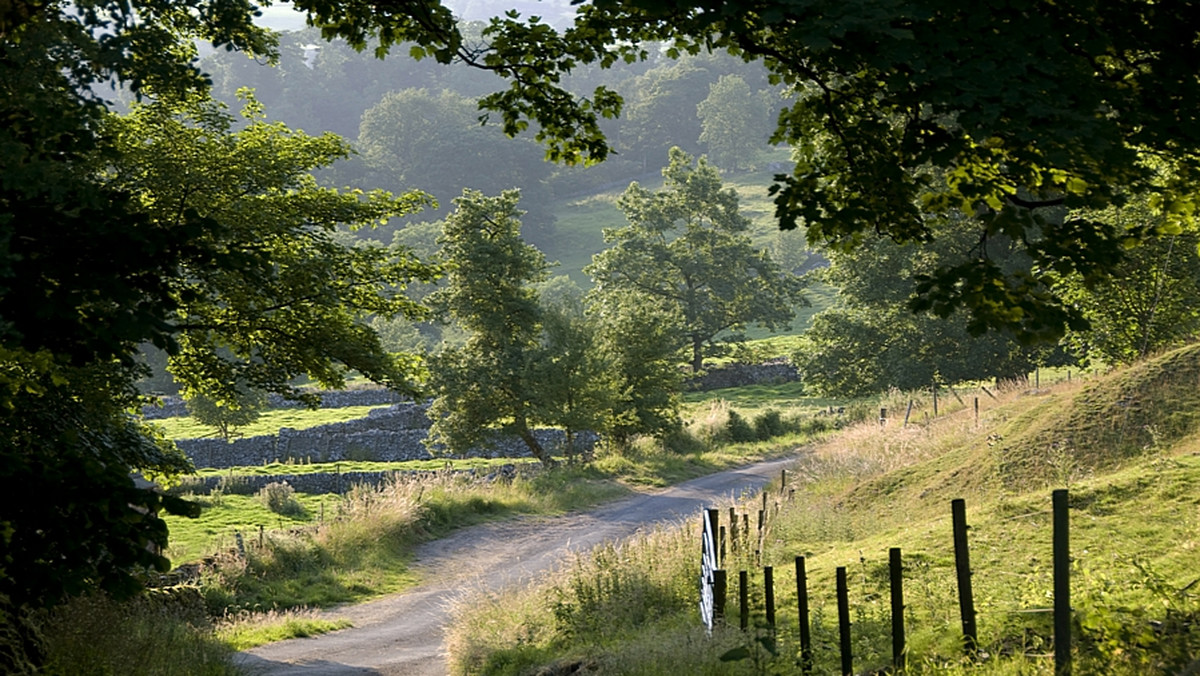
left=696, top=74, right=773, bottom=172
left=1060, top=197, right=1200, bottom=366
left=293, top=0, right=1200, bottom=342
left=587, top=148, right=806, bottom=372
left=426, top=190, right=555, bottom=464
left=183, top=385, right=268, bottom=441
left=794, top=213, right=1065, bottom=397
left=533, top=277, right=617, bottom=458
left=591, top=289, right=684, bottom=448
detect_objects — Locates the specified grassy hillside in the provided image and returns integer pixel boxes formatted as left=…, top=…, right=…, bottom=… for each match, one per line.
left=446, top=344, right=1200, bottom=675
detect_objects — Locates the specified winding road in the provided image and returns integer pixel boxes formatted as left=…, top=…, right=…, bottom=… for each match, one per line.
left=235, top=455, right=800, bottom=675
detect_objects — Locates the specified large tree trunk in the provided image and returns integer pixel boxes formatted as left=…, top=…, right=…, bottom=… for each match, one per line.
left=692, top=336, right=704, bottom=373
left=514, top=417, right=551, bottom=466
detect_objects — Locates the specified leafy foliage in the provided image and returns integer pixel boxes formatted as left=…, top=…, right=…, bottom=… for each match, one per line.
left=356, top=87, right=557, bottom=243
left=295, top=0, right=1200, bottom=340
left=795, top=213, right=1065, bottom=396
left=104, top=91, right=438, bottom=406
left=587, top=148, right=805, bottom=372
left=184, top=385, right=268, bottom=441
left=1060, top=196, right=1200, bottom=365
left=696, top=74, right=774, bottom=171
left=426, top=190, right=554, bottom=463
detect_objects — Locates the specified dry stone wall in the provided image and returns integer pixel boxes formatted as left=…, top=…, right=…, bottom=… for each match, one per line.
left=686, top=359, right=800, bottom=391
left=175, top=402, right=597, bottom=469
left=171, top=464, right=524, bottom=496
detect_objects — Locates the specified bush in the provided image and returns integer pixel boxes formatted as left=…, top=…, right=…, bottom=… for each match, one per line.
left=723, top=410, right=756, bottom=443
left=257, top=482, right=304, bottom=517
left=752, top=409, right=787, bottom=440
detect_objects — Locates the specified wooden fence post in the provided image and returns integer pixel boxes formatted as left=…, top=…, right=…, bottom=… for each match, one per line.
left=933, top=387, right=939, bottom=417
left=890, top=547, right=906, bottom=672
left=904, top=399, right=914, bottom=428
left=837, top=566, right=852, bottom=676
left=764, top=566, right=776, bottom=629
left=714, top=569, right=727, bottom=626
left=719, top=525, right=726, bottom=568
left=952, top=499, right=978, bottom=655
left=880, top=407, right=887, bottom=426
left=974, top=397, right=979, bottom=426
left=729, top=508, right=738, bottom=554
left=739, top=570, right=749, bottom=631
left=796, top=556, right=812, bottom=673
left=1054, top=489, right=1071, bottom=676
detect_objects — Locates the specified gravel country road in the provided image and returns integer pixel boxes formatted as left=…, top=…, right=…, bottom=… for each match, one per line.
left=235, top=455, right=801, bottom=676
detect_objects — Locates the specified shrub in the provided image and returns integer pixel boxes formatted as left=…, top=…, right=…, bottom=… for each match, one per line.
left=257, top=482, right=304, bottom=517
left=723, top=410, right=756, bottom=443
left=752, top=409, right=787, bottom=440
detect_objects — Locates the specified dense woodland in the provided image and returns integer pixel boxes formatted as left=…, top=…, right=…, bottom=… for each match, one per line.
left=3, top=0, right=1200, bottom=672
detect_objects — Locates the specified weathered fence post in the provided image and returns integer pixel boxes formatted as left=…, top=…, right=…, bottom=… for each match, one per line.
left=714, top=569, right=727, bottom=626
left=904, top=399, right=914, bottom=428
left=837, top=566, right=852, bottom=676
left=729, top=508, right=738, bottom=554
left=890, top=547, right=906, bottom=672
left=719, top=525, right=726, bottom=567
left=739, top=570, right=749, bottom=631
left=796, top=556, right=812, bottom=673
left=933, top=386, right=939, bottom=417
left=764, top=566, right=776, bottom=629
left=880, top=407, right=887, bottom=426
left=780, top=469, right=787, bottom=495
left=1054, top=489, right=1071, bottom=676
left=952, top=498, right=978, bottom=655
left=974, top=397, right=979, bottom=426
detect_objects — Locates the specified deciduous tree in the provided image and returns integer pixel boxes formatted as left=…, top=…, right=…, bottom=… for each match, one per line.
left=1060, top=197, right=1200, bottom=365
left=696, top=74, right=773, bottom=171
left=104, top=91, right=438, bottom=406
left=426, top=190, right=554, bottom=464
left=587, top=148, right=805, bottom=372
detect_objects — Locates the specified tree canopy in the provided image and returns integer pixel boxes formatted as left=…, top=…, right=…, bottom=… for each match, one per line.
left=587, top=148, right=805, bottom=372
left=290, top=0, right=1200, bottom=341
left=795, top=212, right=1062, bottom=396
left=426, top=190, right=554, bottom=464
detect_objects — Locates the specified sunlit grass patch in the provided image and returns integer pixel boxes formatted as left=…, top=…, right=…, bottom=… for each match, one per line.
left=149, top=404, right=390, bottom=440
left=215, top=608, right=352, bottom=650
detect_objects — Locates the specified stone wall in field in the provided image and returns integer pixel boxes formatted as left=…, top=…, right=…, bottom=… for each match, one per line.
left=174, top=402, right=597, bottom=469
left=170, top=464, right=524, bottom=496
left=686, top=359, right=800, bottom=392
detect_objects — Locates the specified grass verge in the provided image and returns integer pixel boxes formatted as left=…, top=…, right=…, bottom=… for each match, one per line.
left=443, top=347, right=1200, bottom=674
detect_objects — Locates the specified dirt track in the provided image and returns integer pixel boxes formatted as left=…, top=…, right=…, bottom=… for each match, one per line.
left=235, top=455, right=800, bottom=675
